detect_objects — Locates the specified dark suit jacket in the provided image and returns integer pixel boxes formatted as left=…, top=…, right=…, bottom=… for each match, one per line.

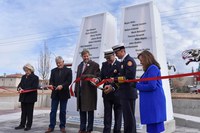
left=75, top=60, right=100, bottom=111
left=118, top=54, right=138, bottom=99
left=100, top=60, right=121, bottom=99
left=18, top=73, right=39, bottom=103
left=49, top=65, right=72, bottom=100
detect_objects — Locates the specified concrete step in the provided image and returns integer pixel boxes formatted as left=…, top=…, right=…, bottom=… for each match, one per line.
left=174, top=113, right=200, bottom=130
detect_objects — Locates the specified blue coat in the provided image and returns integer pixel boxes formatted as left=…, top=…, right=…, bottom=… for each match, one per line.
left=136, top=65, right=166, bottom=124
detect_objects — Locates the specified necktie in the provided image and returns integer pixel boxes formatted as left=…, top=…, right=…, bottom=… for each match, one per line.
left=80, top=63, right=86, bottom=87
left=82, top=63, right=86, bottom=74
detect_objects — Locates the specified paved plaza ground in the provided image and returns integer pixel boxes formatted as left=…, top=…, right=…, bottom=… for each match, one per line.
left=0, top=109, right=200, bottom=133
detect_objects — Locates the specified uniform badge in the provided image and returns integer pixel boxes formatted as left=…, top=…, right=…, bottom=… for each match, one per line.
left=121, top=64, right=123, bottom=69
left=127, top=61, right=133, bottom=66
left=114, top=69, right=117, bottom=73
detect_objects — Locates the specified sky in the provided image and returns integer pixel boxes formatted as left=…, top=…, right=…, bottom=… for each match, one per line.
left=0, top=0, right=200, bottom=78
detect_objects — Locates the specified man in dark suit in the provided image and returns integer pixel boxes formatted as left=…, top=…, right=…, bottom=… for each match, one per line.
left=112, top=43, right=138, bottom=133
left=75, top=49, right=100, bottom=133
left=100, top=49, right=122, bottom=133
left=45, top=56, right=72, bottom=133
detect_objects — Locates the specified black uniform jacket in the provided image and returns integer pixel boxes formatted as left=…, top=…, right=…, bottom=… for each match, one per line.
left=118, top=54, right=138, bottom=99
left=100, top=60, right=121, bottom=99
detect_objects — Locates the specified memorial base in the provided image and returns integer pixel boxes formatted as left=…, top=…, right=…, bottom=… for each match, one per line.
left=66, top=115, right=176, bottom=133
left=137, top=119, right=176, bottom=133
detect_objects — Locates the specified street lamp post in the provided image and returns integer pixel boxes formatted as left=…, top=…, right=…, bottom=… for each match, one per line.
left=3, top=73, right=6, bottom=87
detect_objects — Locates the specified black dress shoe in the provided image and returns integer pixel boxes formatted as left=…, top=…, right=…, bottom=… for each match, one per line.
left=15, top=125, right=25, bottom=129
left=24, top=127, right=31, bottom=131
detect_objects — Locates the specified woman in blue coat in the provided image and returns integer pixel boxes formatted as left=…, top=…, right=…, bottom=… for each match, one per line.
left=136, top=50, right=166, bottom=133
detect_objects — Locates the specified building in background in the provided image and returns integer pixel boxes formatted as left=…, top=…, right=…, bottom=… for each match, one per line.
left=0, top=73, right=23, bottom=88
left=170, top=63, right=200, bottom=93
left=171, top=76, right=195, bottom=92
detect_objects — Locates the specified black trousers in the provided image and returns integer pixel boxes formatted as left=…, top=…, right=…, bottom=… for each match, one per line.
left=121, top=99, right=137, bottom=133
left=79, top=111, right=94, bottom=131
left=20, top=102, right=35, bottom=128
left=103, top=98, right=122, bottom=133
left=79, top=94, right=94, bottom=132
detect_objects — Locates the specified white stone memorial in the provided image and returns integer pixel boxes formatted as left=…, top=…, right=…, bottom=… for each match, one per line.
left=68, top=12, right=117, bottom=117
left=120, top=1, right=175, bottom=132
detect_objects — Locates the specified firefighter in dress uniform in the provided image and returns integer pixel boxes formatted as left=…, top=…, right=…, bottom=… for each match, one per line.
left=100, top=49, right=122, bottom=133
left=111, top=43, right=138, bottom=133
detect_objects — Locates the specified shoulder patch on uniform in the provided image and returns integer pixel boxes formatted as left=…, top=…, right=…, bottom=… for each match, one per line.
left=127, top=61, right=133, bottom=66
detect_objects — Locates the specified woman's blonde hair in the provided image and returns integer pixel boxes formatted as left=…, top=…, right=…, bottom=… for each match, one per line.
left=137, top=50, right=161, bottom=71
left=23, top=63, right=35, bottom=72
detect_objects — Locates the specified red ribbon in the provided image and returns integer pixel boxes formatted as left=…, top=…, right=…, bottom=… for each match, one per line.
left=3, top=71, right=199, bottom=96
left=69, top=71, right=200, bottom=96
left=69, top=77, right=81, bottom=96
left=0, top=87, right=18, bottom=93
left=20, top=89, right=38, bottom=93
left=0, top=85, right=54, bottom=94
left=69, top=77, right=95, bottom=96
left=0, top=86, right=37, bottom=94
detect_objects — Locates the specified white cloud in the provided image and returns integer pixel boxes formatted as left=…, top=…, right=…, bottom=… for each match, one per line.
left=159, top=0, right=200, bottom=73
left=1, top=0, right=200, bottom=75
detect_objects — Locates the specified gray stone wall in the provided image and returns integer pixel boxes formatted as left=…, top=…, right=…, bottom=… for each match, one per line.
left=172, top=99, right=200, bottom=117
left=0, top=94, right=51, bottom=110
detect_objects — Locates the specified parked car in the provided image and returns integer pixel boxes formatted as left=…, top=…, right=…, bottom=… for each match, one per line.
left=188, top=85, right=200, bottom=94
left=38, top=84, right=48, bottom=90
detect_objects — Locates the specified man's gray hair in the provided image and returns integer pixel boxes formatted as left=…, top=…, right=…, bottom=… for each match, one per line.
left=81, top=49, right=90, bottom=56
left=55, top=56, right=64, bottom=62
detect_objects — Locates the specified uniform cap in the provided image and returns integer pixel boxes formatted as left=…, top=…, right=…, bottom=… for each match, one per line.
left=104, top=49, right=114, bottom=58
left=112, top=43, right=125, bottom=52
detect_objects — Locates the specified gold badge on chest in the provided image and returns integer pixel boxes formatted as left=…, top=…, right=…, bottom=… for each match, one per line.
left=114, top=69, right=117, bottom=73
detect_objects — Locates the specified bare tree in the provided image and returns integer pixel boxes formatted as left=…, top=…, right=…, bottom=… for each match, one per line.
left=38, top=42, right=51, bottom=92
